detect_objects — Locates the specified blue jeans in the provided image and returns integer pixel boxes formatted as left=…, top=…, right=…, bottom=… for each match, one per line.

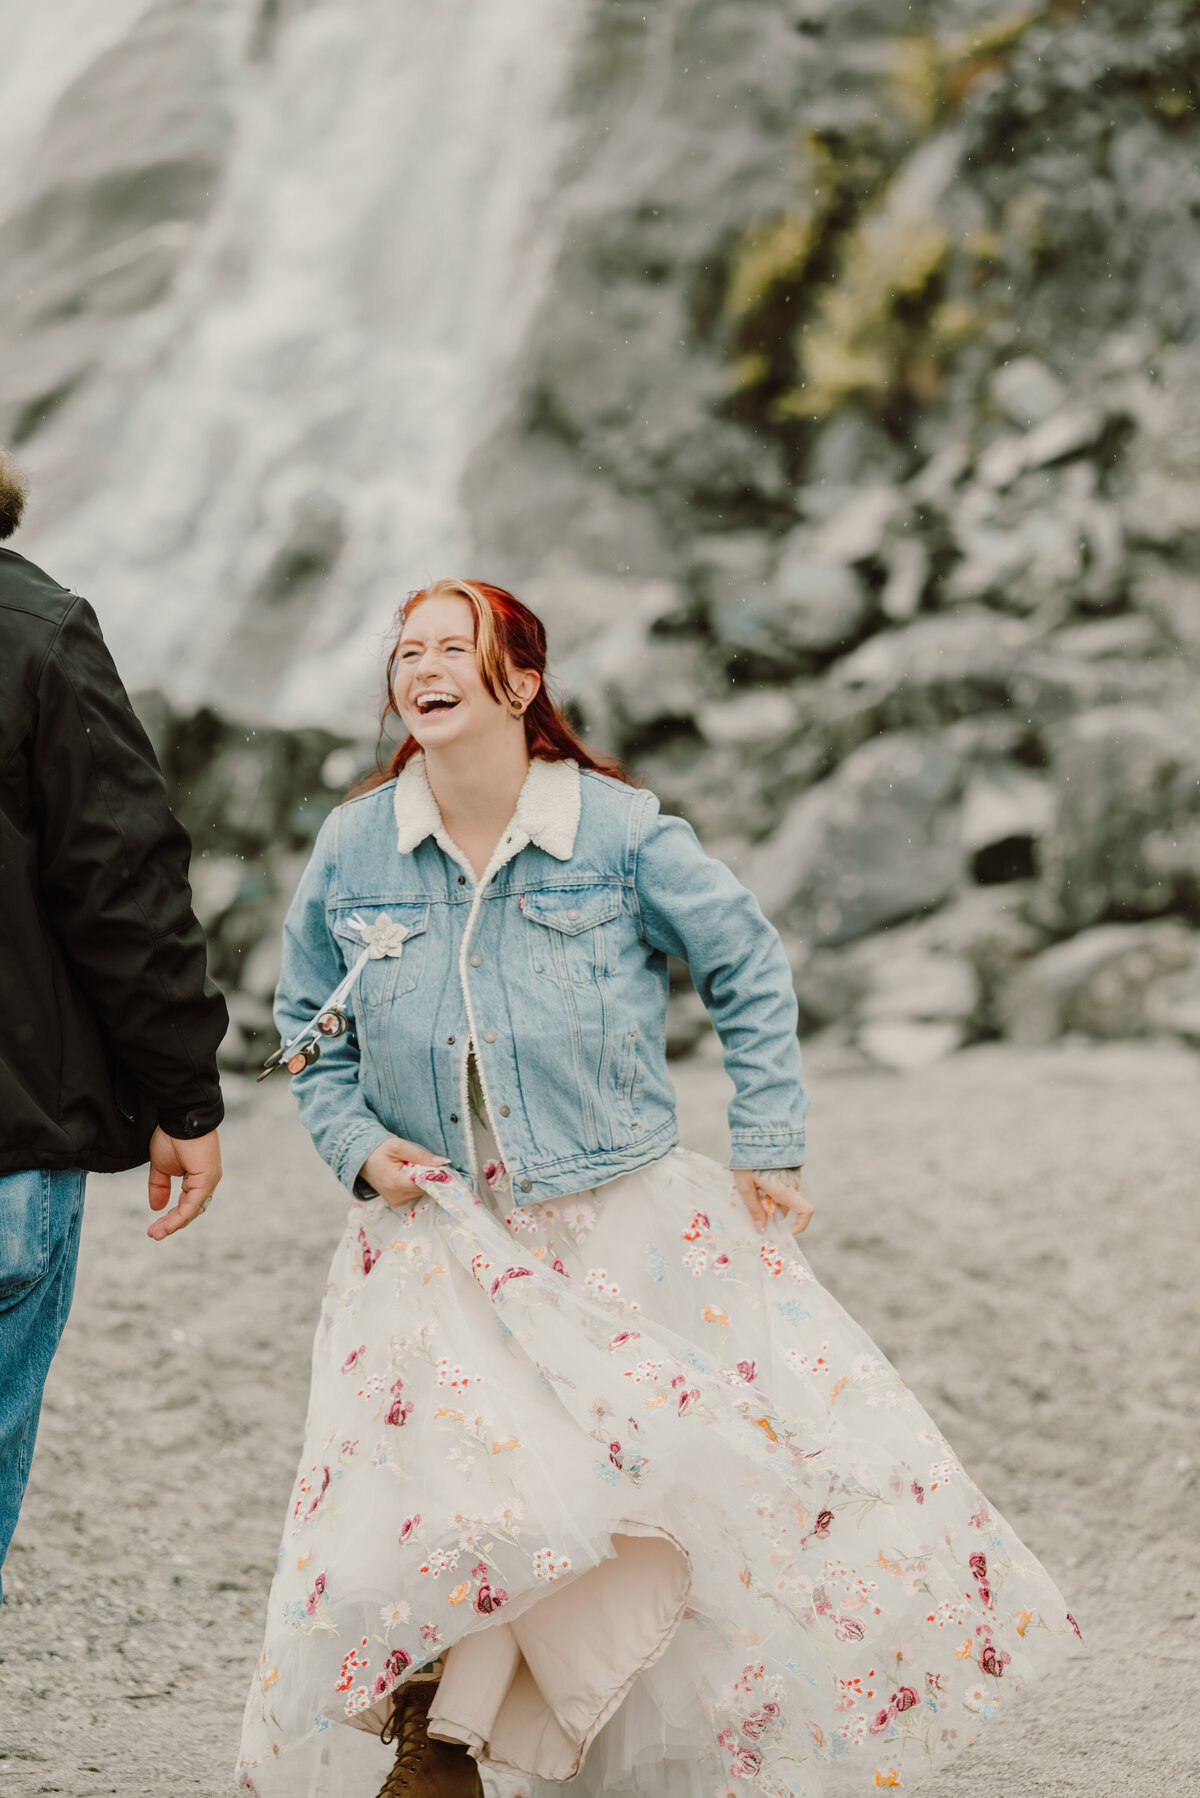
left=0, top=1168, right=86, bottom=1600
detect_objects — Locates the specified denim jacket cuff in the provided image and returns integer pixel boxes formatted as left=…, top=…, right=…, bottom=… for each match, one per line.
left=333, top=1118, right=394, bottom=1194
left=729, top=1131, right=806, bottom=1168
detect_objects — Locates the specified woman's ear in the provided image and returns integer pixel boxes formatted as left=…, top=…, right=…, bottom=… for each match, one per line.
left=510, top=667, right=541, bottom=713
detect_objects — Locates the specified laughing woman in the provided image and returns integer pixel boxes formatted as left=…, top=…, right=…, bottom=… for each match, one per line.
left=238, top=580, right=1078, bottom=1798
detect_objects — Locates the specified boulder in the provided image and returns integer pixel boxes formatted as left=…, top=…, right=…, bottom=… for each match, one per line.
left=710, top=526, right=871, bottom=661
left=794, top=886, right=1043, bottom=1049
left=696, top=689, right=802, bottom=750
left=990, top=357, right=1068, bottom=428
left=1001, top=922, right=1197, bottom=1045
left=1144, top=961, right=1200, bottom=1046
left=824, top=609, right=1027, bottom=736
left=745, top=730, right=964, bottom=944
left=768, top=540, right=872, bottom=652
left=560, top=596, right=709, bottom=748
left=808, top=484, right=902, bottom=563
left=960, top=766, right=1056, bottom=885
left=1034, top=704, right=1200, bottom=932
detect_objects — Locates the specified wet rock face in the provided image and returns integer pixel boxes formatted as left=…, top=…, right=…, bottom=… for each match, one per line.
left=8, top=1, right=1200, bottom=1064
left=0, top=1, right=231, bottom=454
left=468, top=0, right=1200, bottom=1063
left=132, top=691, right=366, bottom=1071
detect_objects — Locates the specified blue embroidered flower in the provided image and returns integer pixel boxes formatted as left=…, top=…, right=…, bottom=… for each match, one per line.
left=644, top=1242, right=668, bottom=1284
left=774, top=1299, right=811, bottom=1326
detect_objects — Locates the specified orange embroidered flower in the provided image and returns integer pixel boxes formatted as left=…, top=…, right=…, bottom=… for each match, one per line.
left=491, top=1436, right=520, bottom=1454
left=702, top=1305, right=730, bottom=1324
left=448, top=1582, right=470, bottom=1606
left=955, top=1636, right=974, bottom=1659
left=1015, top=1609, right=1034, bottom=1636
left=752, top=1416, right=779, bottom=1443
left=874, top=1770, right=900, bottom=1788
left=423, top=1264, right=444, bottom=1283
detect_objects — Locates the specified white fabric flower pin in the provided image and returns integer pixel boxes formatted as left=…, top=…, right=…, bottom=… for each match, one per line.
left=353, top=913, right=411, bottom=959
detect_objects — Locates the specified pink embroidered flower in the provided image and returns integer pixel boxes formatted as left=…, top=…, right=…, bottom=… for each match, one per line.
left=304, top=1466, right=331, bottom=1521
left=372, top=1647, right=412, bottom=1697
left=1067, top=1612, right=1083, bottom=1640
left=836, top=1617, right=865, bottom=1642
left=735, top=1359, right=757, bottom=1383
left=976, top=1579, right=993, bottom=1610
left=484, top=1159, right=507, bottom=1187
left=551, top=1257, right=567, bottom=1277
left=728, top=1744, right=762, bottom=1778
left=895, top=1686, right=920, bottom=1712
left=474, top=1579, right=508, bottom=1615
left=305, top=1573, right=327, bottom=1616
left=677, top=1386, right=700, bottom=1415
left=490, top=1266, right=533, bottom=1300
left=979, top=1643, right=1011, bottom=1678
left=358, top=1229, right=378, bottom=1277
left=341, top=1345, right=366, bottom=1374
left=399, top=1515, right=420, bottom=1544
left=609, top=1329, right=641, bottom=1350
left=385, top=1392, right=413, bottom=1427
left=911, top=1480, right=925, bottom=1505
left=968, top=1552, right=988, bottom=1580
left=420, top=1167, right=452, bottom=1183
left=682, top=1211, right=710, bottom=1242
left=740, top=1701, right=780, bottom=1740
left=609, top=1439, right=624, bottom=1470
left=811, top=1508, right=834, bottom=1539
left=869, top=1704, right=897, bottom=1735
left=713, top=1252, right=731, bottom=1273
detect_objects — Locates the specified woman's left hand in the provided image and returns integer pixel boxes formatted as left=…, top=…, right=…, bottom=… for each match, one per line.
left=732, top=1168, right=813, bottom=1236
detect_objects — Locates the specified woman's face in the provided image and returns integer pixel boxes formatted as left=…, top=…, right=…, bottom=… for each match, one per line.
left=392, top=595, right=533, bottom=752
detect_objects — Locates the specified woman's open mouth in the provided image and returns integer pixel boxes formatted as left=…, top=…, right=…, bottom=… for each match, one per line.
left=414, top=691, right=461, bottom=715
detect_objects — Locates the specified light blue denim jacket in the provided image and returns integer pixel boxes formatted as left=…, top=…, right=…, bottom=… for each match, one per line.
left=275, top=755, right=808, bottom=1204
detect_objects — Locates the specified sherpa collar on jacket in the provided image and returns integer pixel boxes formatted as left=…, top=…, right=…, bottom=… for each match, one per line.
left=393, top=753, right=582, bottom=872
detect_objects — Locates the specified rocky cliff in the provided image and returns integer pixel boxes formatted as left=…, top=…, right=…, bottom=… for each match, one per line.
left=4, top=0, right=1200, bottom=1069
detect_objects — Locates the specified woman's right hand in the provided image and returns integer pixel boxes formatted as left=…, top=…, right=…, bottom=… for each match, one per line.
left=360, top=1136, right=449, bottom=1207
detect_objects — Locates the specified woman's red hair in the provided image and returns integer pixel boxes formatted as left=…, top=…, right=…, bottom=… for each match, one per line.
left=350, top=578, right=632, bottom=794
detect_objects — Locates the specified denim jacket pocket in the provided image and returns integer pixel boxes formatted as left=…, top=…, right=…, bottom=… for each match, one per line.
left=330, top=903, right=431, bottom=1011
left=523, top=888, right=622, bottom=989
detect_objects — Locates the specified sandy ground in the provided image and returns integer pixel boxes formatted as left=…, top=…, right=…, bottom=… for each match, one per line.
left=1, top=1040, right=1197, bottom=1796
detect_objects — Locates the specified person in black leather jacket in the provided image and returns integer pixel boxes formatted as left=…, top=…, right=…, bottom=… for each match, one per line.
left=0, top=448, right=228, bottom=1595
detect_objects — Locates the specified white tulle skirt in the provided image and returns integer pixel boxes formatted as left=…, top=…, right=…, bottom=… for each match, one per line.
left=238, top=1149, right=1079, bottom=1797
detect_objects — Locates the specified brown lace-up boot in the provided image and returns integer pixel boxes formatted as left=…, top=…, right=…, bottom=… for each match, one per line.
left=376, top=1680, right=484, bottom=1798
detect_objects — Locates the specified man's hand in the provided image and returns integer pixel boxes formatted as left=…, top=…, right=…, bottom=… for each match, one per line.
left=147, top=1127, right=223, bottom=1240
left=360, top=1137, right=449, bottom=1208
left=732, top=1167, right=813, bottom=1237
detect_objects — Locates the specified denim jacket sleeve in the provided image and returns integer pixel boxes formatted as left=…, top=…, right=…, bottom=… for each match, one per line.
left=630, top=793, right=808, bottom=1167
left=274, top=809, right=393, bottom=1191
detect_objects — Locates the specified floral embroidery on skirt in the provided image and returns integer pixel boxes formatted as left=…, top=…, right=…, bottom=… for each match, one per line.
left=238, top=1149, right=1078, bottom=1796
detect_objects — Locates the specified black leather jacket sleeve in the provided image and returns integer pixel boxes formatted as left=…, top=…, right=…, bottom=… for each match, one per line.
left=31, top=597, right=227, bottom=1138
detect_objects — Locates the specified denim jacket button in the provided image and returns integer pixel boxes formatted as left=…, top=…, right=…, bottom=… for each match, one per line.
left=483, top=1030, right=496, bottom=1043
left=499, top=1105, right=510, bottom=1118
left=447, top=1035, right=456, bottom=1045
left=470, top=954, right=482, bottom=967
left=566, top=908, right=580, bottom=920
left=520, top=1179, right=532, bottom=1193
left=450, top=1113, right=458, bottom=1123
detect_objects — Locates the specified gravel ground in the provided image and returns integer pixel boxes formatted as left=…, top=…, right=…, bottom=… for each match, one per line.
left=2, top=1040, right=1197, bottom=1796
